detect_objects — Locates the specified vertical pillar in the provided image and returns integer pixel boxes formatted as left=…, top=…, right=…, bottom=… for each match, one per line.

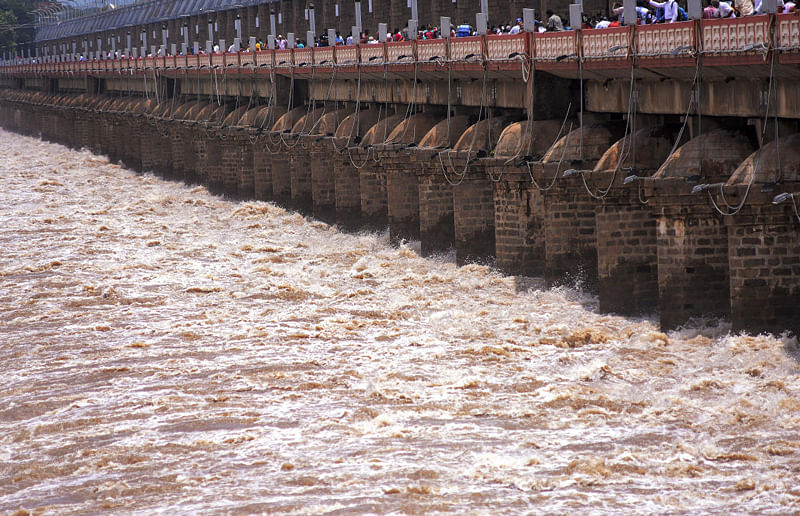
left=311, top=137, right=338, bottom=224
left=417, top=150, right=455, bottom=256
left=451, top=156, right=496, bottom=265
left=491, top=169, right=547, bottom=277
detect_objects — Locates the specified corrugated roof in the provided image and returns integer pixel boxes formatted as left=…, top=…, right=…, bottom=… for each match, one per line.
left=36, top=0, right=278, bottom=42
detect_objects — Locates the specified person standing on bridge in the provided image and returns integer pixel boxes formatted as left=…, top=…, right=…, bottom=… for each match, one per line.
left=546, top=10, right=564, bottom=31
left=710, top=0, right=737, bottom=17
left=648, top=0, right=679, bottom=22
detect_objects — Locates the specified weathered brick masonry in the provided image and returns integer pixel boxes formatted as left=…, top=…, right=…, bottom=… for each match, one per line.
left=646, top=180, right=732, bottom=330
left=288, top=135, right=315, bottom=214
left=725, top=193, right=800, bottom=335
left=490, top=169, right=547, bottom=277
left=446, top=154, right=497, bottom=265
left=417, top=150, right=455, bottom=256
left=334, top=147, right=369, bottom=229
left=381, top=146, right=421, bottom=244
left=269, top=135, right=293, bottom=207
left=310, top=137, right=338, bottom=224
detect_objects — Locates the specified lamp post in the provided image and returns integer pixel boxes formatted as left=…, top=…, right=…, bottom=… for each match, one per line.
left=235, top=13, right=242, bottom=43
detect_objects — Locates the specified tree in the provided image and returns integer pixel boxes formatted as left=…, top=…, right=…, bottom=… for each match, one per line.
left=0, top=0, right=36, bottom=56
left=0, top=8, right=18, bottom=51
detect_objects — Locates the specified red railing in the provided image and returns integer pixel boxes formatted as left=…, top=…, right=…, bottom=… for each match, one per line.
left=417, top=38, right=447, bottom=62
left=636, top=20, right=696, bottom=58
left=486, top=32, right=529, bottom=61
left=583, top=26, right=633, bottom=61
left=450, top=35, right=483, bottom=62
left=535, top=30, right=578, bottom=62
left=3, top=18, right=795, bottom=78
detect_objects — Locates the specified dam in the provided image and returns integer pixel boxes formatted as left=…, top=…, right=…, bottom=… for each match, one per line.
left=2, top=1, right=800, bottom=514
left=1, top=3, right=799, bottom=336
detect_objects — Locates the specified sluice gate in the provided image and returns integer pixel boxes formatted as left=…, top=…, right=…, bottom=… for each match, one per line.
left=2, top=18, right=800, bottom=335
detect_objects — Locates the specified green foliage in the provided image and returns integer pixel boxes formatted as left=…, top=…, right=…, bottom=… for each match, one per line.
left=0, top=0, right=35, bottom=53
left=0, top=9, right=18, bottom=50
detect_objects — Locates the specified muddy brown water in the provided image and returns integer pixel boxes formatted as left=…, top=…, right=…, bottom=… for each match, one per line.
left=1, top=130, right=799, bottom=514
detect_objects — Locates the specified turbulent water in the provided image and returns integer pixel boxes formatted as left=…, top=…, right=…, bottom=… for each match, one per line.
left=1, top=129, right=799, bottom=515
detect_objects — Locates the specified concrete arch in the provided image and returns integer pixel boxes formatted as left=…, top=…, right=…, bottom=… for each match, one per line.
left=220, top=105, right=251, bottom=127
left=417, top=115, right=472, bottom=149
left=384, top=113, right=444, bottom=145
left=86, top=96, right=110, bottom=110
left=106, top=97, right=129, bottom=112
left=48, top=95, right=65, bottom=107
left=179, top=100, right=208, bottom=120
left=727, top=133, right=800, bottom=185
left=593, top=124, right=688, bottom=174
left=171, top=100, right=202, bottom=120
left=51, top=95, right=71, bottom=107
left=157, top=101, right=180, bottom=117
left=290, top=107, right=326, bottom=134
left=127, top=97, right=155, bottom=115
left=191, top=103, right=219, bottom=122
left=542, top=122, right=627, bottom=164
left=314, top=107, right=355, bottom=136
left=333, top=108, right=384, bottom=140
left=246, top=105, right=286, bottom=128
left=34, top=93, right=51, bottom=106
left=149, top=102, right=173, bottom=118
left=209, top=104, right=233, bottom=125
left=105, top=97, right=126, bottom=110
left=236, top=106, right=264, bottom=127
left=361, top=113, right=407, bottom=146
left=653, top=129, right=757, bottom=180
left=453, top=116, right=511, bottom=152
left=78, top=94, right=97, bottom=108
left=270, top=105, right=308, bottom=132
left=494, top=119, right=563, bottom=159
left=33, top=93, right=51, bottom=105
left=99, top=97, right=120, bottom=112
left=27, top=92, right=45, bottom=105
left=64, top=94, right=86, bottom=108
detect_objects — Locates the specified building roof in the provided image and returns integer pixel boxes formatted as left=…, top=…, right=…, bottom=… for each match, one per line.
left=36, top=0, right=278, bottom=42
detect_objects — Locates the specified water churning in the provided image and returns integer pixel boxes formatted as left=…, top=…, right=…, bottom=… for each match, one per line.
left=1, top=130, right=799, bottom=514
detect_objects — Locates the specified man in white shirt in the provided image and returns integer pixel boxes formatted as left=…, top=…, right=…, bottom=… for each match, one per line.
left=649, top=0, right=679, bottom=22
left=712, top=0, right=736, bottom=17
left=509, top=18, right=522, bottom=34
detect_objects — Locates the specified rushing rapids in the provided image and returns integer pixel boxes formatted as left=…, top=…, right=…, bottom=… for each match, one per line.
left=1, top=129, right=800, bottom=514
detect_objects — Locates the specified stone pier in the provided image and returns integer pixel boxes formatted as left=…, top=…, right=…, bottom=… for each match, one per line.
left=645, top=129, right=758, bottom=329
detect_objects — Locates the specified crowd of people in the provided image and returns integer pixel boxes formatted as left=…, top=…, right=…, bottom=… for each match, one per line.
left=588, top=0, right=797, bottom=28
